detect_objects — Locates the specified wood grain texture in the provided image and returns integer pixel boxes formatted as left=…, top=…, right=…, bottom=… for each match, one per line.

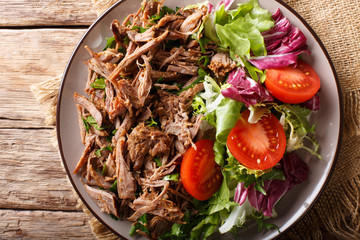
left=0, top=128, right=79, bottom=211
left=0, top=0, right=97, bottom=26
left=0, top=209, right=95, bottom=239
left=0, top=29, right=85, bottom=127
left=0, top=1, right=107, bottom=239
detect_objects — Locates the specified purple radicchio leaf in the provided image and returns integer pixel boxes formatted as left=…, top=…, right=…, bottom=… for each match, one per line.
left=248, top=9, right=309, bottom=69
left=248, top=49, right=310, bottom=70
left=221, top=68, right=274, bottom=107
left=234, top=153, right=309, bottom=217
left=234, top=182, right=249, bottom=205
left=299, top=93, right=320, bottom=111
left=215, top=0, right=234, bottom=11
left=280, top=152, right=310, bottom=187
left=269, top=26, right=308, bottom=55
left=262, top=10, right=292, bottom=45
left=208, top=2, right=214, bottom=13
left=209, top=0, right=233, bottom=13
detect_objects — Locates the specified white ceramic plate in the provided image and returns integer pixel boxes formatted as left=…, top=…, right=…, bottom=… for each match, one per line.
left=57, top=0, right=342, bottom=239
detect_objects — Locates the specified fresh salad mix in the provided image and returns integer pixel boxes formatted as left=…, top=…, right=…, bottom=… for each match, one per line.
left=73, top=0, right=321, bottom=239
left=178, top=1, right=321, bottom=238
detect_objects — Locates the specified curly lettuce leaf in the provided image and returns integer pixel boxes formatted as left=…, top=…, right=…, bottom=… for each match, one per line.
left=200, top=75, right=224, bottom=114
left=192, top=95, right=207, bottom=114
left=273, top=104, right=321, bottom=159
left=219, top=200, right=254, bottom=234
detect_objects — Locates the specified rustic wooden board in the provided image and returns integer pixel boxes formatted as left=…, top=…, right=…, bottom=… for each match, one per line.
left=0, top=128, right=79, bottom=211
left=0, top=29, right=86, bottom=128
left=0, top=0, right=97, bottom=26
left=0, top=209, right=95, bottom=239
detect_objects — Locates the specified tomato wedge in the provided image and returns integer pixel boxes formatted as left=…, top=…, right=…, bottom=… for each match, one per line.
left=180, top=139, right=223, bottom=201
left=227, top=110, right=286, bottom=170
left=265, top=60, right=320, bottom=104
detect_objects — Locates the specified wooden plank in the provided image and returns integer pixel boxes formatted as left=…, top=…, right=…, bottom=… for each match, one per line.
left=0, top=209, right=95, bottom=239
left=0, top=128, right=80, bottom=211
left=0, top=29, right=85, bottom=127
left=0, top=0, right=97, bottom=26
left=0, top=118, right=48, bottom=129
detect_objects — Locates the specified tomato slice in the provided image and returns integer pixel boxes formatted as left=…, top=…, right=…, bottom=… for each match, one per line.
left=227, top=110, right=286, bottom=170
left=265, top=60, right=320, bottom=104
left=180, top=139, right=223, bottom=201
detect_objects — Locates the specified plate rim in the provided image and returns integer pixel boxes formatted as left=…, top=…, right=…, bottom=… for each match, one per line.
left=56, top=0, right=343, bottom=239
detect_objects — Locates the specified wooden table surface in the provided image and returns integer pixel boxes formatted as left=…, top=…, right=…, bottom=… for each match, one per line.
left=0, top=1, right=350, bottom=239
left=0, top=1, right=99, bottom=238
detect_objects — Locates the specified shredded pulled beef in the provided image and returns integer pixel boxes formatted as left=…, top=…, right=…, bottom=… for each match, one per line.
left=73, top=1, right=221, bottom=239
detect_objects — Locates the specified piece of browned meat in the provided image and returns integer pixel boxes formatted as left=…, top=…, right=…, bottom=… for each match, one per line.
left=111, top=19, right=128, bottom=48
left=129, top=189, right=184, bottom=224
left=167, top=65, right=198, bottom=75
left=132, top=56, right=152, bottom=106
left=148, top=217, right=172, bottom=240
left=108, top=30, right=169, bottom=81
left=155, top=86, right=203, bottom=154
left=97, top=48, right=123, bottom=64
left=73, top=92, right=103, bottom=127
left=76, top=104, right=86, bottom=144
left=85, top=184, right=121, bottom=218
left=84, top=46, right=116, bottom=78
left=127, top=124, right=171, bottom=170
left=116, top=137, right=136, bottom=200
left=73, top=134, right=96, bottom=174
left=74, top=2, right=215, bottom=239
left=179, top=6, right=207, bottom=34
left=208, top=52, right=237, bottom=76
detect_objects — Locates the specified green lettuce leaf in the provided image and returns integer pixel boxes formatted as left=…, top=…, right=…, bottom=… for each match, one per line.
left=215, top=98, right=243, bottom=144
left=216, top=17, right=266, bottom=57
left=206, top=0, right=274, bottom=58
left=213, top=141, right=226, bottom=166
left=190, top=173, right=238, bottom=239
left=215, top=4, right=231, bottom=26
left=190, top=213, right=221, bottom=240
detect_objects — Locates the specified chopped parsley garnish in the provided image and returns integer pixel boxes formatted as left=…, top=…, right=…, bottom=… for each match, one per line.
left=156, top=77, right=164, bottom=83
left=85, top=116, right=108, bottom=131
left=103, top=37, right=116, bottom=51
left=90, top=78, right=106, bottom=90
left=110, top=180, right=117, bottom=194
left=101, top=163, right=107, bottom=176
left=150, top=6, right=176, bottom=23
left=81, top=116, right=90, bottom=133
left=153, top=157, right=162, bottom=167
left=129, top=214, right=149, bottom=237
left=132, top=26, right=148, bottom=33
left=110, top=214, right=120, bottom=221
left=178, top=68, right=206, bottom=93
left=197, top=55, right=210, bottom=67
left=163, top=173, right=179, bottom=181
left=95, top=145, right=113, bottom=157
left=253, top=212, right=280, bottom=233
left=146, top=118, right=158, bottom=127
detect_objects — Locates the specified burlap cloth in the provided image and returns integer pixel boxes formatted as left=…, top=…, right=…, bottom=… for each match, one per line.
left=31, top=0, right=360, bottom=239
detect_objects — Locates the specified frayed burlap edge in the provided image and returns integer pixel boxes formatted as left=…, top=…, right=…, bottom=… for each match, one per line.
left=30, top=75, right=61, bottom=126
